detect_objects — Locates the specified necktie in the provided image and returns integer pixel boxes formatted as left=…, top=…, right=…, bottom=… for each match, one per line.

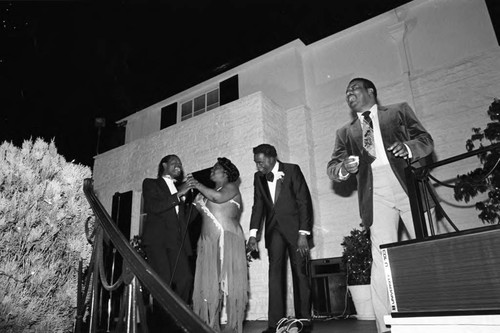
left=362, top=111, right=376, bottom=158
left=266, top=172, right=274, bottom=182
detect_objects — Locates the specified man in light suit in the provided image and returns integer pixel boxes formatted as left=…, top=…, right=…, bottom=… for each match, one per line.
left=142, top=155, right=195, bottom=332
left=327, top=78, right=434, bottom=333
left=247, top=143, right=313, bottom=333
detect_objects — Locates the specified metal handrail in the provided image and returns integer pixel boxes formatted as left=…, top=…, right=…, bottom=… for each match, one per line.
left=82, top=178, right=213, bottom=333
left=405, top=143, right=500, bottom=239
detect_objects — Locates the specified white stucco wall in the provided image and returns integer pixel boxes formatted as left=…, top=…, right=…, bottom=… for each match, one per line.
left=239, top=44, right=307, bottom=110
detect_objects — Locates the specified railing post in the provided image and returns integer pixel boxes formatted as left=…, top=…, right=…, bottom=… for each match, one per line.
left=88, top=228, right=102, bottom=333
left=405, top=165, right=428, bottom=239
left=130, top=278, right=138, bottom=333
left=74, top=259, right=83, bottom=333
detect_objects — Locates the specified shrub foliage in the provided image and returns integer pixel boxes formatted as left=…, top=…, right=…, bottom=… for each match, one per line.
left=455, top=98, right=500, bottom=224
left=341, top=227, right=372, bottom=285
left=0, top=138, right=94, bottom=332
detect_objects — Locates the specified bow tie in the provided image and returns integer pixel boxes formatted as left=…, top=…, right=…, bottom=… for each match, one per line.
left=265, top=172, right=274, bottom=182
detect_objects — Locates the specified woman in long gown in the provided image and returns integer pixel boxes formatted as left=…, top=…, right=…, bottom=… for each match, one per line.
left=188, top=157, right=248, bottom=333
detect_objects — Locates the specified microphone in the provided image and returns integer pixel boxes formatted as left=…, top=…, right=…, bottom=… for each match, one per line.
left=182, top=176, right=194, bottom=191
left=181, top=175, right=195, bottom=203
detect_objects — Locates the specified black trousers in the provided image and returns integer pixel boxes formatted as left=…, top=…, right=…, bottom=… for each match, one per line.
left=146, top=245, right=193, bottom=303
left=267, top=229, right=311, bottom=328
left=145, top=244, right=193, bottom=333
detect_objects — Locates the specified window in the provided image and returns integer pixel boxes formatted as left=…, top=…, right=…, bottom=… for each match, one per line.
left=176, top=76, right=238, bottom=124
left=161, top=103, right=177, bottom=129
left=193, top=95, right=206, bottom=116
left=181, top=100, right=193, bottom=121
left=220, top=75, right=238, bottom=106
left=206, top=89, right=219, bottom=111
left=180, top=88, right=220, bottom=121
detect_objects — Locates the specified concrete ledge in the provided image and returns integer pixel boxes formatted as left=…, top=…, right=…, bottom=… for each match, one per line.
left=384, top=315, right=500, bottom=333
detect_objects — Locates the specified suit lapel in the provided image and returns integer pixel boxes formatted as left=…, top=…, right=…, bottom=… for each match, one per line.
left=274, top=162, right=284, bottom=204
left=260, top=173, right=273, bottom=203
left=157, top=177, right=171, bottom=195
left=349, top=117, right=363, bottom=154
left=377, top=105, right=391, bottom=150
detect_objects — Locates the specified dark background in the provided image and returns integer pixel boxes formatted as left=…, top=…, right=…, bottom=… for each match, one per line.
left=1, top=0, right=499, bottom=167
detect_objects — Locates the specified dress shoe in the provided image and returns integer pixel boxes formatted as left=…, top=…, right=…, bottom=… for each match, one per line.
left=261, top=327, right=276, bottom=333
left=301, top=321, right=313, bottom=333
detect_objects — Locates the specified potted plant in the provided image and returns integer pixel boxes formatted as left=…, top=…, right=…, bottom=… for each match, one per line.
left=454, top=98, right=500, bottom=224
left=341, top=226, right=375, bottom=320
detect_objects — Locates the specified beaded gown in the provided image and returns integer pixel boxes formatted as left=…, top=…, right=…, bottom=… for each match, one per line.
left=192, top=192, right=248, bottom=333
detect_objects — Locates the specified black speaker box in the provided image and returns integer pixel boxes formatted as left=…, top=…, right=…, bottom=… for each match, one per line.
left=381, top=224, right=500, bottom=316
left=310, top=257, right=351, bottom=316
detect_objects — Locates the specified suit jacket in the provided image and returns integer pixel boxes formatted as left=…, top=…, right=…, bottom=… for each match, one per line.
left=249, top=162, right=313, bottom=248
left=142, top=178, right=192, bottom=256
left=327, top=102, right=434, bottom=227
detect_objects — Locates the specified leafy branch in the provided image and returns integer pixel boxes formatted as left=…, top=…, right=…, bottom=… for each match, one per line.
left=341, top=226, right=372, bottom=285
left=454, top=98, right=500, bottom=224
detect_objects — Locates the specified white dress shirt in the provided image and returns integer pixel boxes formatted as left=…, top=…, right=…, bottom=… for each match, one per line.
left=268, top=161, right=280, bottom=203
left=163, top=175, right=179, bottom=214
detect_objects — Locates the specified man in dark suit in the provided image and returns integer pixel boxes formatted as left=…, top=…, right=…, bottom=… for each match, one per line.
left=247, top=143, right=313, bottom=333
left=142, top=155, right=195, bottom=309
left=327, top=78, right=434, bottom=333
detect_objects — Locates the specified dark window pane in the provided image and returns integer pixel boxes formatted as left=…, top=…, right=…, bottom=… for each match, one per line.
left=207, top=89, right=218, bottom=104
left=193, top=95, right=205, bottom=116
left=220, top=75, right=238, bottom=106
left=181, top=101, right=192, bottom=121
left=161, top=103, right=177, bottom=129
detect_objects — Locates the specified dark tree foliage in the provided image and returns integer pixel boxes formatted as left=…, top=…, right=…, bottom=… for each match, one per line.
left=341, top=227, right=372, bottom=285
left=454, top=99, right=500, bottom=224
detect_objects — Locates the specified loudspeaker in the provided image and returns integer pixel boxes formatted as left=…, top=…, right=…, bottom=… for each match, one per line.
left=382, top=224, right=500, bottom=316
left=310, top=257, right=350, bottom=316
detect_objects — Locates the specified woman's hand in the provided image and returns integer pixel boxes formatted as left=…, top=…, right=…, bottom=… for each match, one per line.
left=193, top=192, right=205, bottom=206
left=186, top=174, right=201, bottom=188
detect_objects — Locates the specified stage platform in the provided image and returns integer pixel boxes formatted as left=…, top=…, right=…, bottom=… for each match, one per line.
left=242, top=318, right=376, bottom=333
left=385, top=314, right=500, bottom=333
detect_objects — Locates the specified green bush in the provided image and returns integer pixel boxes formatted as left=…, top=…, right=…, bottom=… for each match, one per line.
left=341, top=227, right=372, bottom=285
left=455, top=98, right=500, bottom=224
left=0, top=138, right=94, bottom=332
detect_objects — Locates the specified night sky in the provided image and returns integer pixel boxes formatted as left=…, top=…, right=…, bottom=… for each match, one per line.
left=1, top=0, right=498, bottom=167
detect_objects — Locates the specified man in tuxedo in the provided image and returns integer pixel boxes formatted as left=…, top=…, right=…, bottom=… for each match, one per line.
left=247, top=143, right=313, bottom=333
left=327, top=78, right=434, bottom=333
left=142, top=154, right=195, bottom=331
